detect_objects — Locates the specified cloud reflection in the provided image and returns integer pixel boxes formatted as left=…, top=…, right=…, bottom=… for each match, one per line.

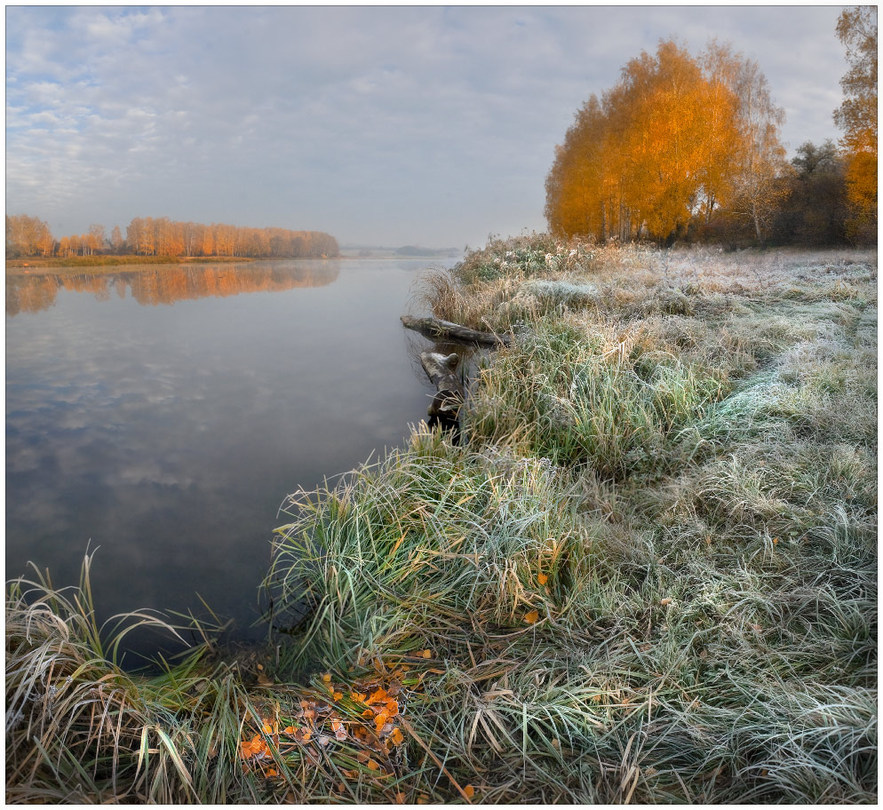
left=6, top=258, right=449, bottom=650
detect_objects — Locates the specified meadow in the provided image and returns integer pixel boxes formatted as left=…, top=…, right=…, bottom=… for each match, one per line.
left=6, top=237, right=876, bottom=803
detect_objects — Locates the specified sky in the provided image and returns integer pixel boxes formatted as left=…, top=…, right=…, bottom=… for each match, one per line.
left=6, top=4, right=854, bottom=249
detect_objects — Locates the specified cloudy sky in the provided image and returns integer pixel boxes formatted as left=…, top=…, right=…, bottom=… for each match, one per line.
left=7, top=4, right=851, bottom=248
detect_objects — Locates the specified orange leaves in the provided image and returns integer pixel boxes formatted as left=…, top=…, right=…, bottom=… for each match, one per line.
left=261, top=720, right=278, bottom=736
left=517, top=569, right=551, bottom=627
left=239, top=661, right=417, bottom=790
left=545, top=38, right=780, bottom=243
left=240, top=716, right=286, bottom=781
left=240, top=733, right=269, bottom=761
left=366, top=687, right=389, bottom=706
left=331, top=718, right=348, bottom=741
left=373, top=698, right=400, bottom=734
left=355, top=684, right=403, bottom=738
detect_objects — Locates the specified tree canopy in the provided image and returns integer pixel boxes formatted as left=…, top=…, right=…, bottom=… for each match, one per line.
left=545, top=39, right=788, bottom=244
left=834, top=6, right=877, bottom=241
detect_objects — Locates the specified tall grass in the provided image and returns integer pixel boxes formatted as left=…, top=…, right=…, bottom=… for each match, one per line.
left=8, top=238, right=876, bottom=803
left=264, top=238, right=875, bottom=802
left=6, top=555, right=268, bottom=803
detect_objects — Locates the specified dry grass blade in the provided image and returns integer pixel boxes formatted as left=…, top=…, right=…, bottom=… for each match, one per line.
left=398, top=716, right=473, bottom=804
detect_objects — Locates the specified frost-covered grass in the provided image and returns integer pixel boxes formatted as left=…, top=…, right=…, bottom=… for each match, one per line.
left=7, top=237, right=876, bottom=803
left=267, top=238, right=876, bottom=802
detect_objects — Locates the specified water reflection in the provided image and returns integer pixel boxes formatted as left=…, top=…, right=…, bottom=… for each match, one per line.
left=6, top=260, right=341, bottom=316
left=6, top=257, right=455, bottom=662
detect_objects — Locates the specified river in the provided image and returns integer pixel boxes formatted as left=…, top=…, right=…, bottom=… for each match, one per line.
left=6, top=257, right=458, bottom=661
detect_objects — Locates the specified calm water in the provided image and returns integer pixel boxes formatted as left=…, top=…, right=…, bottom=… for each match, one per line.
left=6, top=258, right=456, bottom=658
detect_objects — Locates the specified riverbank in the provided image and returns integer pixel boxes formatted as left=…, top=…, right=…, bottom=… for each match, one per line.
left=5, top=254, right=254, bottom=275
left=6, top=236, right=877, bottom=803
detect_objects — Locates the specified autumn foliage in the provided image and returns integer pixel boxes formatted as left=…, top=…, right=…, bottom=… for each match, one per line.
left=834, top=6, right=878, bottom=242
left=545, top=39, right=789, bottom=245
left=5, top=214, right=339, bottom=260
left=237, top=653, right=475, bottom=803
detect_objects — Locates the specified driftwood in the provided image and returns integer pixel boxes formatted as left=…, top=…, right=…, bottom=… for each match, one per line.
left=401, top=315, right=510, bottom=347
left=420, top=351, right=464, bottom=440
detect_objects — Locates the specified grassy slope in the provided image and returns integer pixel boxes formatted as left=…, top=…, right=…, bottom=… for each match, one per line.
left=6, top=238, right=877, bottom=803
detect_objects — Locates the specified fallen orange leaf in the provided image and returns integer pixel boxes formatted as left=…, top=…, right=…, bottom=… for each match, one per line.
left=240, top=734, right=271, bottom=760
left=367, top=688, right=388, bottom=705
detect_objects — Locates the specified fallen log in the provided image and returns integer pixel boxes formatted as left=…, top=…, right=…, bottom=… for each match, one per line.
left=420, top=351, right=464, bottom=441
left=401, top=315, right=510, bottom=347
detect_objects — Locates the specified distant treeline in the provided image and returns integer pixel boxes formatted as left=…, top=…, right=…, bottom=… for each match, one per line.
left=6, top=215, right=340, bottom=260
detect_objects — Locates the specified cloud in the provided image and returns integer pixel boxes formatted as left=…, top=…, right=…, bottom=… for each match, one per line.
left=6, top=6, right=850, bottom=246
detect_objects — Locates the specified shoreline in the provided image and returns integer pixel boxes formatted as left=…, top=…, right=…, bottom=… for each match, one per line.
left=4, top=252, right=454, bottom=277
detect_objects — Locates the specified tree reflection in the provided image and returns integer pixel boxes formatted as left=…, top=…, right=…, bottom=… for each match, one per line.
left=6, top=261, right=341, bottom=316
